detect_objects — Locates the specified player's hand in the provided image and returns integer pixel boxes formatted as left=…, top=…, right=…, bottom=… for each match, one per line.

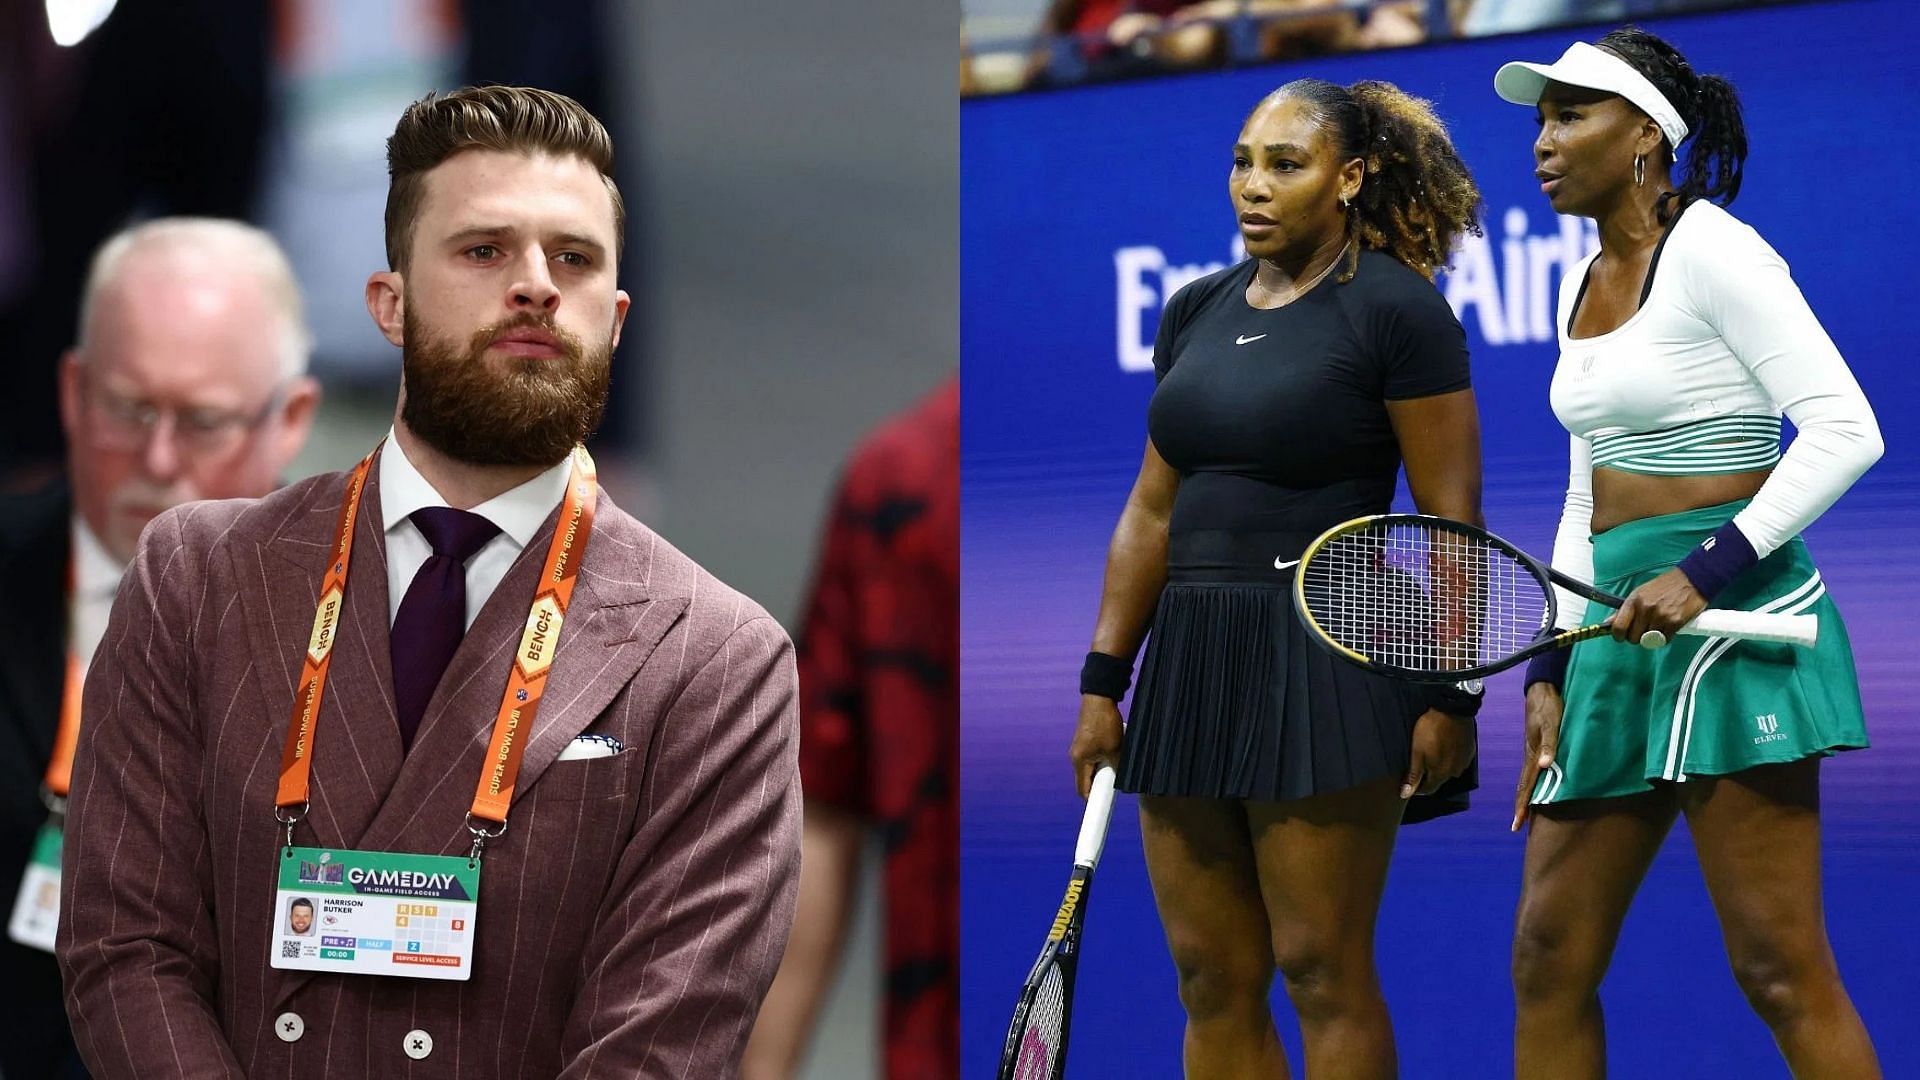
left=1513, top=681, right=1564, bottom=831
left=1070, top=695, right=1124, bottom=799
left=1403, top=708, right=1473, bottom=799
left=1609, top=567, right=1708, bottom=645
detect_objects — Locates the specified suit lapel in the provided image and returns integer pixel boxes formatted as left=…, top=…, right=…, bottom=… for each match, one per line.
left=265, top=486, right=685, bottom=1013
left=241, top=457, right=403, bottom=852
left=357, top=491, right=685, bottom=854
left=499, top=563, right=686, bottom=805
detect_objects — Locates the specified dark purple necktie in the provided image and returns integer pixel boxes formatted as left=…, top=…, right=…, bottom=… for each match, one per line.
left=391, top=507, right=500, bottom=750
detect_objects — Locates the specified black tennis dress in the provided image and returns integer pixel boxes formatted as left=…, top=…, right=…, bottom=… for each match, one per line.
left=1120, top=250, right=1478, bottom=819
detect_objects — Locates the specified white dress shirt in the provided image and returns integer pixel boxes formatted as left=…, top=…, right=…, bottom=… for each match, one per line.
left=378, top=432, right=573, bottom=630
left=69, top=518, right=124, bottom=670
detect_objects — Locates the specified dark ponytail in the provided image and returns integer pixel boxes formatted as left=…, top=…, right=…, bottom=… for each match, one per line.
left=1687, top=74, right=1746, bottom=208
left=1265, top=78, right=1483, bottom=282
left=1596, top=26, right=1747, bottom=223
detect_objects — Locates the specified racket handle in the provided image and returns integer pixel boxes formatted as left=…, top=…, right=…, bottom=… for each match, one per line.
left=1678, top=609, right=1820, bottom=648
left=1075, top=766, right=1117, bottom=870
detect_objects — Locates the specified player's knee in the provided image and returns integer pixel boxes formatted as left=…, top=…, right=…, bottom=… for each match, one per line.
left=1271, top=938, right=1368, bottom=1023
left=1511, top=911, right=1599, bottom=1006
left=1727, top=945, right=1824, bottom=1030
left=1167, top=938, right=1271, bottom=1022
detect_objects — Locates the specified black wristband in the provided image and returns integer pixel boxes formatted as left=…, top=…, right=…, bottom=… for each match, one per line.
left=1426, top=679, right=1485, bottom=720
left=1080, top=651, right=1133, bottom=700
left=1524, top=648, right=1570, bottom=693
left=1674, top=520, right=1759, bottom=602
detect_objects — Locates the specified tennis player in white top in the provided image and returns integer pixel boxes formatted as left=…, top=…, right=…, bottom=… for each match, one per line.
left=1494, top=26, right=1883, bottom=1079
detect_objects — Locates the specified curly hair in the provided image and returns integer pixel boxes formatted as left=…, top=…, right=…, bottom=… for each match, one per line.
left=1596, top=26, right=1747, bottom=223
left=1262, top=78, right=1484, bottom=282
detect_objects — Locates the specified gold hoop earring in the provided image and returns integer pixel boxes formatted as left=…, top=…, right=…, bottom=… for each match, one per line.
left=1633, top=154, right=1645, bottom=187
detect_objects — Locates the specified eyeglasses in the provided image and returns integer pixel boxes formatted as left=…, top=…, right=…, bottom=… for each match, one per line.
left=80, top=373, right=287, bottom=458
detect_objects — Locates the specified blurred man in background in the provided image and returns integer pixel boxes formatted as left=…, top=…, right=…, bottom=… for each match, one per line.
left=56, top=220, right=321, bottom=566
left=746, top=376, right=959, bottom=1080
left=0, top=217, right=318, bottom=1079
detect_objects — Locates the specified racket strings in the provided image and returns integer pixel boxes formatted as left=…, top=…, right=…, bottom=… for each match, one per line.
left=1012, top=963, right=1066, bottom=1080
left=1300, top=522, right=1550, bottom=674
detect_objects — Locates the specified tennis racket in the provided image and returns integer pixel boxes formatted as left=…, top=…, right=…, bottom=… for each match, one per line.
left=1291, top=513, right=1818, bottom=683
left=997, top=765, right=1118, bottom=1080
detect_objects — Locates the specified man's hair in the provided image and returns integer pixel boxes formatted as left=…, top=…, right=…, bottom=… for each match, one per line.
left=384, top=85, right=624, bottom=273
left=78, top=217, right=312, bottom=380
left=291, top=898, right=313, bottom=911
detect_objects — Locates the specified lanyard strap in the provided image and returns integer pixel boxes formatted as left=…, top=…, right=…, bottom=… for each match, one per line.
left=43, top=560, right=82, bottom=803
left=274, top=449, right=376, bottom=820
left=273, top=444, right=597, bottom=857
left=469, top=446, right=596, bottom=826
left=42, top=655, right=84, bottom=801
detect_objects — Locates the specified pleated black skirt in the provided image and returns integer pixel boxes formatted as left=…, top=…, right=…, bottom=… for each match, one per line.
left=1118, top=529, right=1475, bottom=821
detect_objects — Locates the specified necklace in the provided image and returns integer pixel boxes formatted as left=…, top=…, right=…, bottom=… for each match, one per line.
left=1250, top=243, right=1349, bottom=309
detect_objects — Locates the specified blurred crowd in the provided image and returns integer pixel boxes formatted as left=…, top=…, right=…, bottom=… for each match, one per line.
left=962, top=0, right=1804, bottom=95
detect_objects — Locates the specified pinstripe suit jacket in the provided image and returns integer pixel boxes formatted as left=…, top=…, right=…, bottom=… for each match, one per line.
left=56, top=457, right=801, bottom=1078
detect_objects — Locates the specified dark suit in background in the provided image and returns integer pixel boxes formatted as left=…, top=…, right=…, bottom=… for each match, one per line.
left=0, top=479, right=89, bottom=1078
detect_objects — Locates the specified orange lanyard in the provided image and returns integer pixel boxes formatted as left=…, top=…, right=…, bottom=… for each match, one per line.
left=42, top=656, right=84, bottom=802
left=43, top=561, right=82, bottom=803
left=274, top=443, right=597, bottom=860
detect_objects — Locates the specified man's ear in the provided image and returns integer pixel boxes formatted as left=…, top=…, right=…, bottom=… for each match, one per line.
left=366, top=271, right=406, bottom=347
left=610, top=289, right=631, bottom=351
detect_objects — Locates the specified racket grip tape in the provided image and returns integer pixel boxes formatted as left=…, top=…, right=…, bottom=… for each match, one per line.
left=1075, top=767, right=1117, bottom=869
left=1678, top=609, right=1819, bottom=648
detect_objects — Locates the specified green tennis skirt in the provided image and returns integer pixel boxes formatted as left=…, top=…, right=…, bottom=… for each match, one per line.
left=1530, top=500, right=1867, bottom=806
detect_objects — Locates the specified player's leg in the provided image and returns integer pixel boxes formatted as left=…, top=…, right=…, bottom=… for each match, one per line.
left=1138, top=794, right=1288, bottom=1079
left=1680, top=758, right=1879, bottom=1076
left=1512, top=790, right=1677, bottom=1080
left=1243, top=776, right=1405, bottom=1080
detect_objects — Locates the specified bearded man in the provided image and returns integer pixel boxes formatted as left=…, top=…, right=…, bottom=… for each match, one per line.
left=57, top=86, right=801, bottom=1080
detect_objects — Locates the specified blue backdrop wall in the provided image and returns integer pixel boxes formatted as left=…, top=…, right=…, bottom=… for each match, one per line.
left=962, top=1, right=1920, bottom=1075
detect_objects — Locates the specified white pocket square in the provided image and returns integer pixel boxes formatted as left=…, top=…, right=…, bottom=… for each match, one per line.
left=556, top=734, right=624, bottom=761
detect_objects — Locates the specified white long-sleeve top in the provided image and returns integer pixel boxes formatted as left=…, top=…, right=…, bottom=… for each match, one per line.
left=1545, top=201, right=1882, bottom=628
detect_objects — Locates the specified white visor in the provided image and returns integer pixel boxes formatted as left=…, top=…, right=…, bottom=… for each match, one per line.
left=1494, top=41, right=1689, bottom=148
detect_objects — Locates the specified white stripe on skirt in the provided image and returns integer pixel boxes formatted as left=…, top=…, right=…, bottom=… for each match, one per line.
left=1531, top=760, right=1566, bottom=805
left=1663, top=571, right=1825, bottom=781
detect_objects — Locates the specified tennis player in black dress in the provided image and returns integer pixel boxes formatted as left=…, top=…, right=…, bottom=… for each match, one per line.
left=1069, top=79, right=1486, bottom=1078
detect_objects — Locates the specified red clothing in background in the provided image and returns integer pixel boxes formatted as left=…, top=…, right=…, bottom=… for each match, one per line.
left=796, top=377, right=958, bottom=1079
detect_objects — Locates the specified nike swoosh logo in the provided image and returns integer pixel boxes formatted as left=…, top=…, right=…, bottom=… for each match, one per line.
left=1274, top=558, right=1299, bottom=570
left=1236, top=334, right=1267, bottom=345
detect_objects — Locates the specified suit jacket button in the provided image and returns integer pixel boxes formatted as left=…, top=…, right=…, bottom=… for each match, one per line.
left=274, top=1012, right=304, bottom=1043
left=404, top=1029, right=433, bottom=1060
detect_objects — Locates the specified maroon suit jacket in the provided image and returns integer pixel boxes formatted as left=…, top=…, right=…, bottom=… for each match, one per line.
left=57, top=456, right=801, bottom=1078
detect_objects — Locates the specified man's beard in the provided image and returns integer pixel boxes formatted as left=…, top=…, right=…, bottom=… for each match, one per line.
left=400, top=308, right=612, bottom=468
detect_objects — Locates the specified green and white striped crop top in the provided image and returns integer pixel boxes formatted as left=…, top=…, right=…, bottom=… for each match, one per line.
left=1542, top=202, right=1881, bottom=627
left=1586, top=414, right=1782, bottom=475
